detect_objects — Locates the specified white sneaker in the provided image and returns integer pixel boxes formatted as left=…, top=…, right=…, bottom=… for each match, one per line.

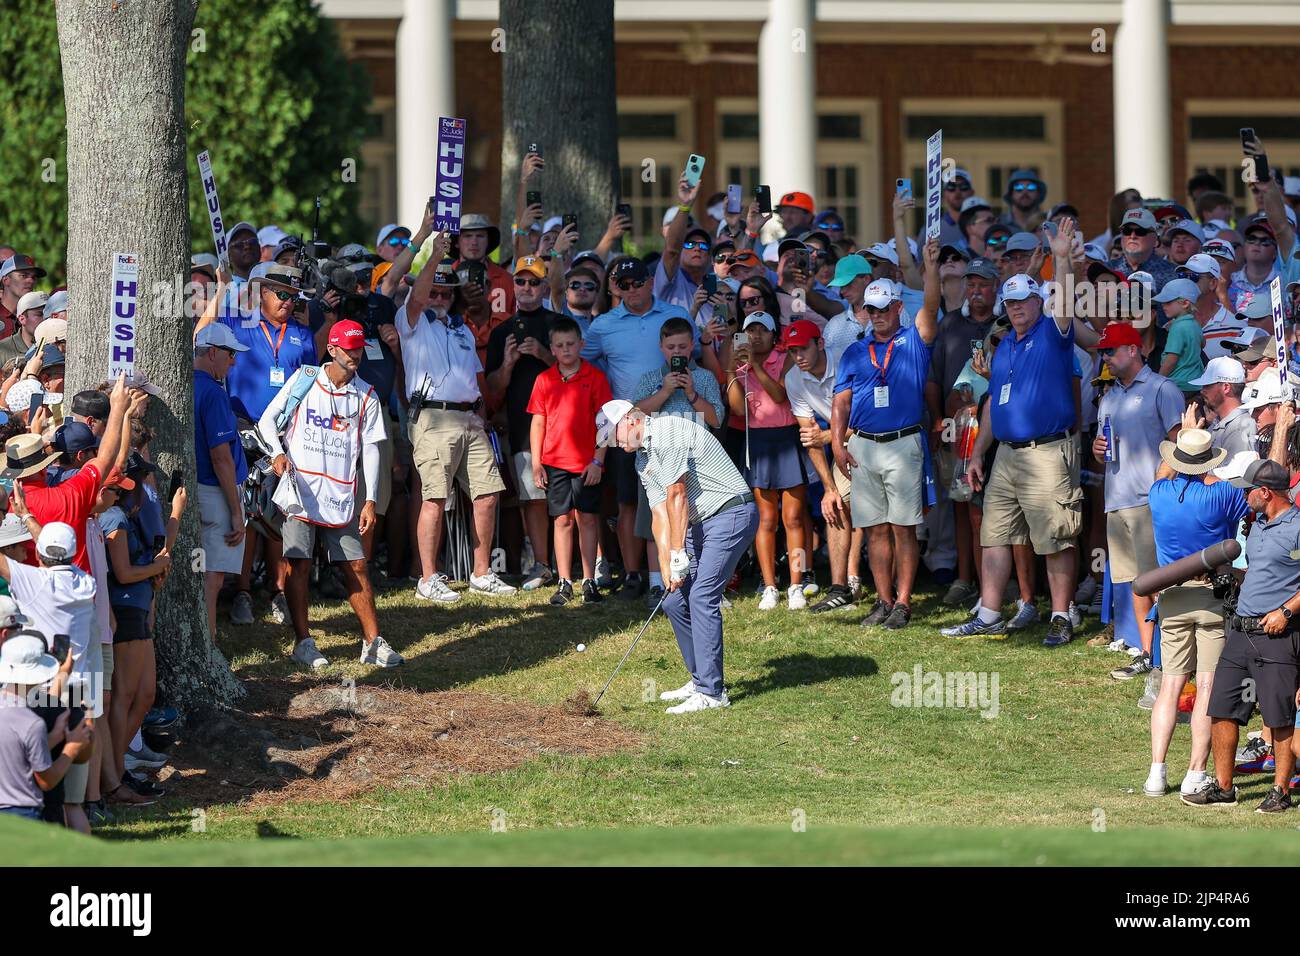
left=665, top=691, right=730, bottom=714
left=1073, top=576, right=1098, bottom=605
left=230, top=590, right=254, bottom=626
left=659, top=680, right=697, bottom=702
left=521, top=566, right=554, bottom=591
left=758, top=586, right=779, bottom=610
left=416, top=574, right=459, bottom=603
left=292, top=638, right=327, bottom=670
left=1143, top=767, right=1168, bottom=797
left=594, top=557, right=613, bottom=589
left=469, top=571, right=517, bottom=596
left=270, top=591, right=289, bottom=625
left=1180, top=771, right=1209, bottom=795
left=787, top=584, right=807, bottom=610
left=359, top=635, right=403, bottom=667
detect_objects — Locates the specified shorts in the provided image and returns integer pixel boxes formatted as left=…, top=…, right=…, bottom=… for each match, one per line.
left=409, top=408, right=505, bottom=501
left=112, top=606, right=152, bottom=645
left=1105, top=504, right=1158, bottom=585
left=980, top=437, right=1082, bottom=554
left=197, top=483, right=245, bottom=575
left=545, top=465, right=602, bottom=517
left=847, top=431, right=924, bottom=528
left=606, top=446, right=640, bottom=507
left=511, top=451, right=549, bottom=503
left=101, top=643, right=115, bottom=694
left=1157, top=581, right=1225, bottom=676
left=86, top=641, right=105, bottom=719
left=635, top=481, right=654, bottom=541
left=63, top=759, right=88, bottom=805
left=1208, top=624, right=1300, bottom=728
left=281, top=515, right=365, bottom=563
left=355, top=413, right=394, bottom=516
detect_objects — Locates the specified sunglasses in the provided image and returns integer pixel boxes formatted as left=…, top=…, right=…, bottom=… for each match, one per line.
left=229, top=240, right=258, bottom=250
left=1012, top=182, right=1038, bottom=192
left=985, top=237, right=1009, bottom=249
left=1121, top=227, right=1153, bottom=237
left=1246, top=235, right=1276, bottom=246
left=615, top=278, right=647, bottom=291
left=739, top=295, right=764, bottom=308
left=944, top=182, right=972, bottom=192
left=865, top=305, right=890, bottom=315
left=266, top=289, right=296, bottom=302
left=567, top=281, right=597, bottom=291
left=514, top=277, right=545, bottom=287
left=1175, top=269, right=1207, bottom=281
left=682, top=241, right=711, bottom=251
left=817, top=222, right=844, bottom=232
left=386, top=237, right=412, bottom=248
left=940, top=253, right=967, bottom=265
left=1098, top=348, right=1117, bottom=357
left=713, top=252, right=736, bottom=264
left=428, top=288, right=456, bottom=299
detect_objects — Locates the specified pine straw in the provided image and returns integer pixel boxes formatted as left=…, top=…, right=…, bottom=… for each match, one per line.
left=159, top=678, right=639, bottom=807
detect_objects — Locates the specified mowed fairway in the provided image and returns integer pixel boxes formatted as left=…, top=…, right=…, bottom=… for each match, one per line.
left=12, top=579, right=1299, bottom=864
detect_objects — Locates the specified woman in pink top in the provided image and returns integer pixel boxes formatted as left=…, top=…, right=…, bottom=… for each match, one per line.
left=724, top=310, right=809, bottom=611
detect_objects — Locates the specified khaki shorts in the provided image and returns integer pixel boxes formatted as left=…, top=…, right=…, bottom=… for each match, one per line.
left=980, top=437, right=1082, bottom=554
left=63, top=760, right=88, bottom=805
left=355, top=412, right=394, bottom=516
left=198, top=483, right=245, bottom=574
left=848, top=432, right=924, bottom=528
left=101, top=643, right=114, bottom=695
left=1158, top=581, right=1226, bottom=676
left=409, top=408, right=505, bottom=501
left=1106, top=504, right=1158, bottom=584
left=86, top=642, right=104, bottom=719
left=511, top=451, right=548, bottom=502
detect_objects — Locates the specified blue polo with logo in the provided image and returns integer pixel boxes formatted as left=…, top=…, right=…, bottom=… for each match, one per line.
left=834, top=324, right=932, bottom=433
left=987, top=312, right=1075, bottom=443
left=217, top=309, right=317, bottom=421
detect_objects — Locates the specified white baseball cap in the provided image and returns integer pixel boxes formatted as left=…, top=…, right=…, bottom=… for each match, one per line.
left=1001, top=274, right=1041, bottom=302
left=862, top=279, right=901, bottom=309
left=1243, top=368, right=1287, bottom=411
left=42, top=289, right=68, bottom=319
left=15, top=291, right=47, bottom=316
left=1180, top=253, right=1221, bottom=280
left=376, top=223, right=407, bottom=247
left=0, top=595, right=28, bottom=629
left=862, top=242, right=899, bottom=266
left=1188, top=355, right=1246, bottom=387
left=595, top=399, right=635, bottom=448
left=36, top=522, right=77, bottom=563
left=196, top=324, right=250, bottom=352
left=1223, top=327, right=1269, bottom=353
left=0, top=633, right=57, bottom=684
left=0, top=513, right=31, bottom=549
left=1202, top=239, right=1236, bottom=262
left=257, top=225, right=287, bottom=248
left=742, top=311, right=778, bottom=332
left=1214, top=450, right=1262, bottom=489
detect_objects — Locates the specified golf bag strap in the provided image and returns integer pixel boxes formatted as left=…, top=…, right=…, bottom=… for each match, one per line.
left=274, top=365, right=319, bottom=433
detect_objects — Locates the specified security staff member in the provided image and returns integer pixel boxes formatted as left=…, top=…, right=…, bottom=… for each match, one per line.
left=596, top=399, right=758, bottom=715
left=400, top=241, right=514, bottom=603
left=831, top=240, right=941, bottom=631
left=1190, top=458, right=1300, bottom=813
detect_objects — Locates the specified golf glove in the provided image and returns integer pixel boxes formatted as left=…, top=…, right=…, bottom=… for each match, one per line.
left=669, top=549, right=689, bottom=583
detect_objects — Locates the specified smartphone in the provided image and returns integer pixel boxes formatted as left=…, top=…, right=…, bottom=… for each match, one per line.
left=971, top=339, right=985, bottom=356
left=1240, top=127, right=1256, bottom=152
left=67, top=705, right=85, bottom=732
left=526, top=190, right=541, bottom=208
left=27, top=392, right=42, bottom=421
left=513, top=318, right=527, bottom=347
left=683, top=153, right=706, bottom=189
left=670, top=355, right=688, bottom=374
left=53, top=633, right=70, bottom=660
left=755, top=185, right=772, bottom=215
left=527, top=142, right=542, bottom=158
left=468, top=261, right=487, bottom=289
left=562, top=213, right=577, bottom=231
left=703, top=273, right=718, bottom=295
left=615, top=202, right=632, bottom=223
left=166, top=468, right=184, bottom=503
left=896, top=178, right=913, bottom=202
left=726, top=184, right=743, bottom=215
left=790, top=248, right=810, bottom=273
left=733, top=331, right=750, bottom=350
left=1241, top=127, right=1270, bottom=182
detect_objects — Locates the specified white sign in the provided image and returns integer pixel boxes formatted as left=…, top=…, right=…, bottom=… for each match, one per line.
left=108, top=253, right=140, bottom=381
left=1271, top=276, right=1292, bottom=400
left=197, top=149, right=227, bottom=265
left=924, top=130, right=944, bottom=243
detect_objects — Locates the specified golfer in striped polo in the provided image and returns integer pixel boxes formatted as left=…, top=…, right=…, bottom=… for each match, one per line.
left=596, top=400, right=759, bottom=714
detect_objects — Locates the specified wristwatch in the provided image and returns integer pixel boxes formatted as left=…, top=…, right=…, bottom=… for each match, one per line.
left=1282, top=607, right=1293, bottom=621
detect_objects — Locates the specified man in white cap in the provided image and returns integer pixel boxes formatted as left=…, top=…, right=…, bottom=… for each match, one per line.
left=1192, top=356, right=1255, bottom=458
left=224, top=221, right=261, bottom=284
left=0, top=632, right=93, bottom=822
left=1108, top=208, right=1177, bottom=293
left=257, top=225, right=287, bottom=262
left=0, top=254, right=46, bottom=339
left=1143, top=428, right=1245, bottom=800
left=831, top=241, right=941, bottom=631
left=1243, top=367, right=1298, bottom=468
left=376, top=205, right=437, bottom=301
left=0, top=522, right=98, bottom=831
left=0, top=290, right=48, bottom=365
left=595, top=399, right=758, bottom=714
left=1175, top=253, right=1244, bottom=360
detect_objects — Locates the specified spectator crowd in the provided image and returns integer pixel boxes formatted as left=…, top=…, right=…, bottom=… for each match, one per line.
left=7, top=130, right=1300, bottom=825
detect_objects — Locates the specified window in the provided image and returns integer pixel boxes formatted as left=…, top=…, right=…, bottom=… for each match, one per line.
left=715, top=97, right=879, bottom=242
left=359, top=99, right=396, bottom=236
left=1187, top=101, right=1300, bottom=222
left=901, top=99, right=1064, bottom=234
left=618, top=98, right=693, bottom=248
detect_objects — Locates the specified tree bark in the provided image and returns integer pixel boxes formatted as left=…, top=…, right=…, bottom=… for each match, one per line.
left=55, top=0, right=243, bottom=712
left=498, top=0, right=619, bottom=252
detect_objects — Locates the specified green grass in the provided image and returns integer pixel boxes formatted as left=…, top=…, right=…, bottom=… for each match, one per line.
left=8, top=578, right=1295, bottom=864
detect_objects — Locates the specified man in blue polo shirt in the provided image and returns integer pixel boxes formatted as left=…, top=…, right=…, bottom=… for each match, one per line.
left=946, top=217, right=1100, bottom=646
left=193, top=323, right=250, bottom=639
left=583, top=257, right=694, bottom=600
left=831, top=241, right=941, bottom=630
left=655, top=175, right=709, bottom=311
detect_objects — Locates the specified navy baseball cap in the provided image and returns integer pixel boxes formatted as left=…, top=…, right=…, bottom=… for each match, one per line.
left=53, top=422, right=99, bottom=456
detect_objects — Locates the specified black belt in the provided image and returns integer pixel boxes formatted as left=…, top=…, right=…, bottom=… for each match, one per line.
left=852, top=424, right=921, bottom=443
left=696, top=492, right=755, bottom=525
left=1230, top=614, right=1297, bottom=636
left=417, top=399, right=481, bottom=413
left=1005, top=430, right=1069, bottom=450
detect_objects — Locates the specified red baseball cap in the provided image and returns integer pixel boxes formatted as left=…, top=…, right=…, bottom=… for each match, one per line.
left=328, top=320, right=367, bottom=349
left=782, top=319, right=822, bottom=349
left=778, top=191, right=815, bottom=214
left=1096, top=321, right=1142, bottom=349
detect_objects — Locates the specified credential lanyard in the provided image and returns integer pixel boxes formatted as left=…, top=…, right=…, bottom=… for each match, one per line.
left=259, top=320, right=288, bottom=365
left=868, top=336, right=896, bottom=386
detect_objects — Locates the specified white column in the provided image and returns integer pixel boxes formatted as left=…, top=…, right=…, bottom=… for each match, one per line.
left=396, top=0, right=455, bottom=226
left=1112, top=0, right=1170, bottom=198
left=759, top=0, right=816, bottom=199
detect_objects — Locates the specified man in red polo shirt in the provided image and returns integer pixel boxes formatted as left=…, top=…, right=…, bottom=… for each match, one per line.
left=3, top=373, right=130, bottom=573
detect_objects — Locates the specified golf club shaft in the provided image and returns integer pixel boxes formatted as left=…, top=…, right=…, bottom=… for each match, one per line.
left=592, top=593, right=666, bottom=707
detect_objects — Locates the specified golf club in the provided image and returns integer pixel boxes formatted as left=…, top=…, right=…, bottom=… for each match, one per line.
left=592, top=591, right=667, bottom=708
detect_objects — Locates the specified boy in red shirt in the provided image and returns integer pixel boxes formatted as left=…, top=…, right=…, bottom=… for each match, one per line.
left=527, top=317, right=611, bottom=606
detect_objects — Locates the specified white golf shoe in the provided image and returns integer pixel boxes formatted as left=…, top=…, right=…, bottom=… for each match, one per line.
left=787, top=585, right=807, bottom=610
left=665, top=691, right=730, bottom=715
left=292, top=638, right=327, bottom=670
left=359, top=636, right=403, bottom=667
left=758, top=586, right=779, bottom=610
left=659, top=680, right=697, bottom=702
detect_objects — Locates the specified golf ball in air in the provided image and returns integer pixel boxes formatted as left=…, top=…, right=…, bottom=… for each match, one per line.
left=576, top=643, right=586, bottom=653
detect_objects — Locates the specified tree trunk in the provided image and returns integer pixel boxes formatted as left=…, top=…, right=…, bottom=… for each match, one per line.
left=498, top=0, right=619, bottom=253
left=55, top=0, right=243, bottom=713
